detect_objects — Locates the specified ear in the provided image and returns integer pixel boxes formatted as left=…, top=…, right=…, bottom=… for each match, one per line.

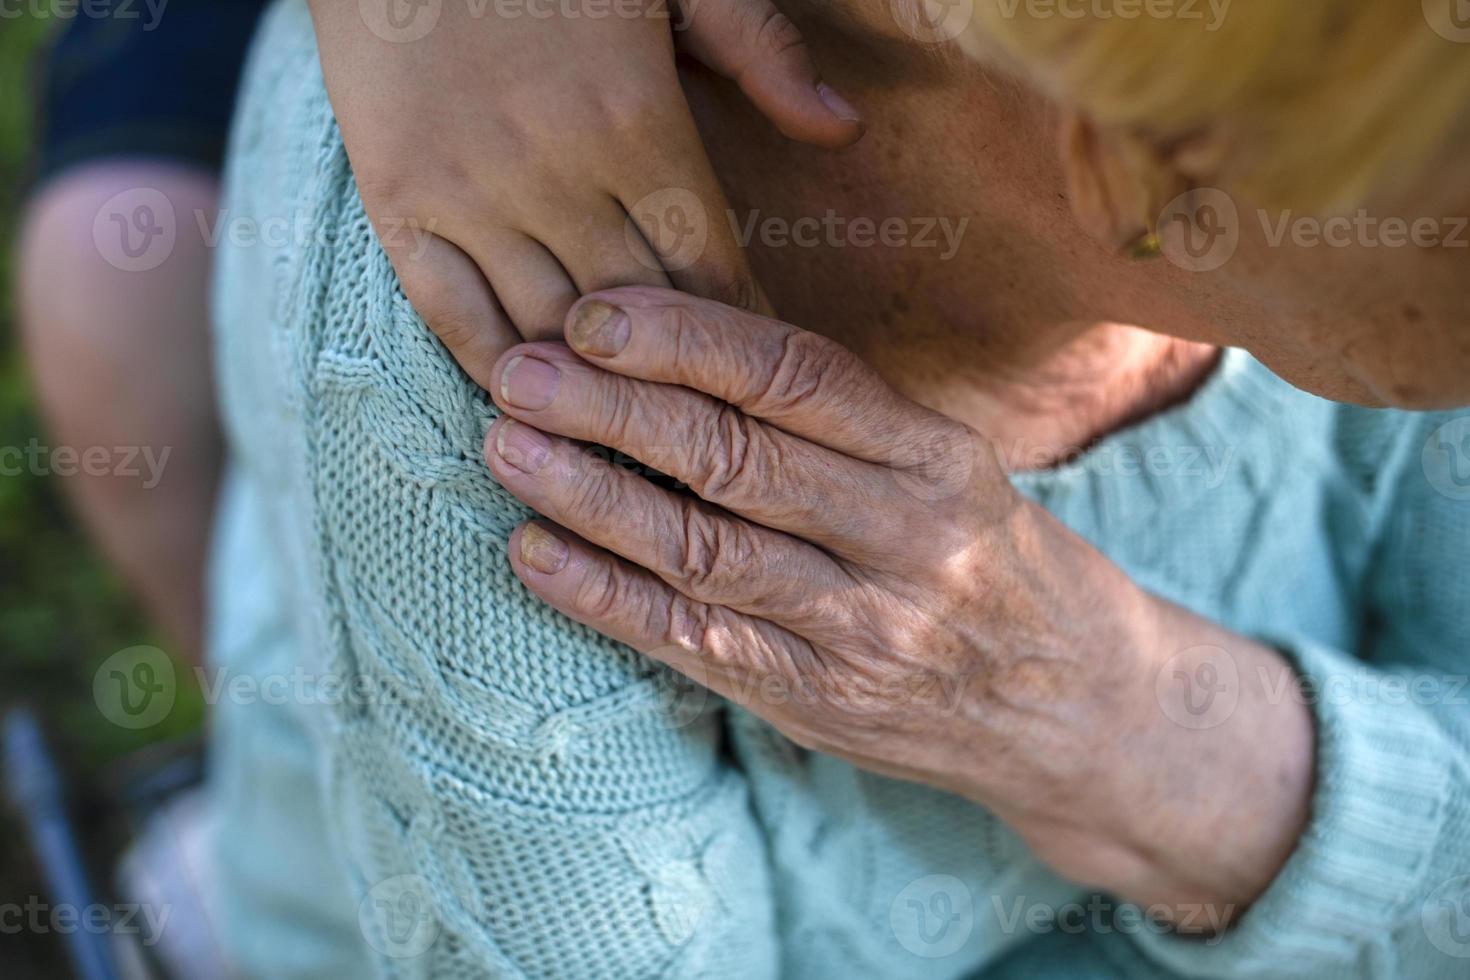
left=1057, top=109, right=1189, bottom=254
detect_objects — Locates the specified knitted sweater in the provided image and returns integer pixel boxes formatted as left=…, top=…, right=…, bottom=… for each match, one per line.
left=206, top=2, right=1470, bottom=977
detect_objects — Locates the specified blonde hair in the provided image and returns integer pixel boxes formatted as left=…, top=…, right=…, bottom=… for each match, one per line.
left=957, top=1, right=1470, bottom=212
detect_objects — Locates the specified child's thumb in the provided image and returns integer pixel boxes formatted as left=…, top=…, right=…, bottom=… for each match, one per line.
left=674, top=0, right=865, bottom=149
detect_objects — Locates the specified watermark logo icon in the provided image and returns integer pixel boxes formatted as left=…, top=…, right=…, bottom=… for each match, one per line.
left=648, top=650, right=711, bottom=730
left=360, top=874, right=440, bottom=958
left=626, top=188, right=709, bottom=272
left=1155, top=644, right=1239, bottom=730
left=93, top=646, right=176, bottom=730
left=1422, top=417, right=1470, bottom=501
left=652, top=878, right=712, bottom=946
left=890, top=0, right=974, bottom=43
left=1425, top=0, right=1470, bottom=42
left=1158, top=188, right=1239, bottom=272
left=93, top=188, right=176, bottom=272
left=1423, top=875, right=1470, bottom=958
left=890, top=424, right=977, bottom=503
left=890, top=874, right=974, bottom=958
left=360, top=0, right=443, bottom=42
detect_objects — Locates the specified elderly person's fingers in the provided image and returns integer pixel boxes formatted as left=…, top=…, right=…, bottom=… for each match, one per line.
left=485, top=417, right=858, bottom=637
left=487, top=342, right=914, bottom=558
left=506, top=520, right=818, bottom=698
left=559, top=287, right=952, bottom=464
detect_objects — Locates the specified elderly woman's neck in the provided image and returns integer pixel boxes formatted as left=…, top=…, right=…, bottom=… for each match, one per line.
left=871, top=321, right=1221, bottom=472
left=683, top=33, right=1221, bottom=466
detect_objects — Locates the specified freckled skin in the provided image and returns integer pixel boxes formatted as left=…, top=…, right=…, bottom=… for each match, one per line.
left=679, top=0, right=1470, bottom=413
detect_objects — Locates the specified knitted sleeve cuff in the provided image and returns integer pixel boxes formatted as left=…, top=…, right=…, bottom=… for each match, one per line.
left=1126, top=637, right=1455, bottom=978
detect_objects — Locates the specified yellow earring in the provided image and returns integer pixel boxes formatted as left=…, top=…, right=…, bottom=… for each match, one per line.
left=1124, top=230, right=1162, bottom=260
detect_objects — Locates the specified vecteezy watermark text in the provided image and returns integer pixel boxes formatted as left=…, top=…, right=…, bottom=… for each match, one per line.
left=991, top=894, right=1236, bottom=944
left=0, top=0, right=167, bottom=30
left=93, top=187, right=439, bottom=272
left=93, top=645, right=423, bottom=729
left=627, top=188, right=972, bottom=272
left=992, top=0, right=1230, bottom=31
left=0, top=897, right=171, bottom=946
left=1156, top=188, right=1469, bottom=273
left=729, top=210, right=969, bottom=260
left=994, top=438, right=1238, bottom=488
left=1156, top=643, right=1470, bottom=730
left=0, top=439, right=170, bottom=488
left=358, top=0, right=700, bottom=43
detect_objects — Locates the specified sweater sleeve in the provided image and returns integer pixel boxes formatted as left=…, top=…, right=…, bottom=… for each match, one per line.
left=1125, top=411, right=1470, bottom=980
left=308, top=268, right=778, bottom=980
left=212, top=6, right=779, bottom=973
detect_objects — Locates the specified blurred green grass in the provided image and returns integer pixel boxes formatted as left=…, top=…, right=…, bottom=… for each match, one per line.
left=2, top=13, right=204, bottom=974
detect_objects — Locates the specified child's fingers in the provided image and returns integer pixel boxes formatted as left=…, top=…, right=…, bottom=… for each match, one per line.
left=619, top=148, right=772, bottom=316
left=624, top=196, right=772, bottom=316
left=477, top=232, right=581, bottom=343
left=677, top=0, right=864, bottom=150
left=384, top=233, right=520, bottom=392
left=532, top=194, right=675, bottom=301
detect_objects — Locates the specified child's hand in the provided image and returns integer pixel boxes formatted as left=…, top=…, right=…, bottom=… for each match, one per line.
left=309, top=0, right=862, bottom=388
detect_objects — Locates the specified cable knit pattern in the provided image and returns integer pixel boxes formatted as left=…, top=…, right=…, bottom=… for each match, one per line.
left=212, top=5, right=776, bottom=979
left=209, top=3, right=1470, bottom=977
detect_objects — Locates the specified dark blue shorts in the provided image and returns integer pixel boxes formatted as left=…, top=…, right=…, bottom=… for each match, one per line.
left=33, top=0, right=268, bottom=185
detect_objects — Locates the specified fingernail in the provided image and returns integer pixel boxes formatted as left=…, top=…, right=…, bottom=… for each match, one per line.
left=494, top=420, right=551, bottom=474
left=568, top=300, right=630, bottom=357
left=817, top=83, right=862, bottom=124
left=499, top=355, right=560, bottom=410
left=520, top=524, right=568, bottom=574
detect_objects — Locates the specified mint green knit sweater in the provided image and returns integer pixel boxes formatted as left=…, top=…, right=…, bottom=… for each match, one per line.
left=205, top=3, right=1470, bottom=977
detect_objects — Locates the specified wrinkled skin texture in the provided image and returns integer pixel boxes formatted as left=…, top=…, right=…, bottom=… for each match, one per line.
left=327, top=0, right=1470, bottom=935
left=480, top=289, right=1316, bottom=926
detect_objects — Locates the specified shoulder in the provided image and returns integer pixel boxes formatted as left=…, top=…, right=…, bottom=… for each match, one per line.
left=1238, top=353, right=1456, bottom=516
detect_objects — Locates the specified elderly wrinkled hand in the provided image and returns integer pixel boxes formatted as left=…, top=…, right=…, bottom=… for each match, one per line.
left=483, top=284, right=1145, bottom=828
left=480, top=286, right=1313, bottom=921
